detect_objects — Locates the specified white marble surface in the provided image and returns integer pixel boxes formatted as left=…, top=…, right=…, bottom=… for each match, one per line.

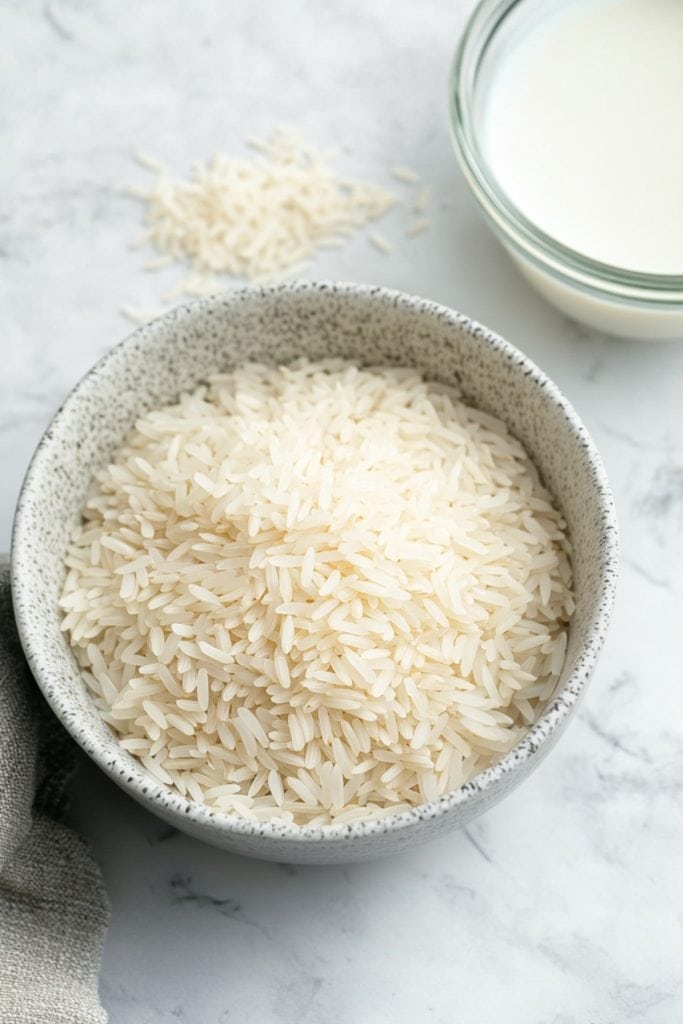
left=2, top=1, right=683, bottom=1021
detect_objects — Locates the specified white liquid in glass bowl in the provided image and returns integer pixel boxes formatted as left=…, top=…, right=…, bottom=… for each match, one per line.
left=452, top=0, right=683, bottom=339
left=479, top=0, right=683, bottom=275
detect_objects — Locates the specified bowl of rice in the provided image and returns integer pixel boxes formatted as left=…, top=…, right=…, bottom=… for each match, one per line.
left=11, top=282, right=618, bottom=863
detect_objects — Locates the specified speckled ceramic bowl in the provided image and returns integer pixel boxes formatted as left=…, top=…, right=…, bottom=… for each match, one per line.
left=12, top=282, right=618, bottom=864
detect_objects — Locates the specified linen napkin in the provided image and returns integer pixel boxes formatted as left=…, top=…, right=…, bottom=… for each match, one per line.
left=0, top=556, right=109, bottom=1023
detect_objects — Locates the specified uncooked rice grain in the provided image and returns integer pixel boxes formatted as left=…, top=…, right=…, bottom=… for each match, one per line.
left=406, top=218, right=431, bottom=238
left=60, top=359, right=573, bottom=826
left=129, top=128, right=396, bottom=299
left=390, top=164, right=421, bottom=183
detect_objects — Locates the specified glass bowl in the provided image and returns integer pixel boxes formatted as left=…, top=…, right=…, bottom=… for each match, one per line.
left=449, top=0, right=683, bottom=341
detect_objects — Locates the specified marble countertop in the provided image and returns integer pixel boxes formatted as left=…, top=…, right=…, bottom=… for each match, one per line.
left=2, top=1, right=682, bottom=1021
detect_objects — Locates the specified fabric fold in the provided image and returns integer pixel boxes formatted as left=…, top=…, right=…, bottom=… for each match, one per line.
left=0, top=557, right=109, bottom=1024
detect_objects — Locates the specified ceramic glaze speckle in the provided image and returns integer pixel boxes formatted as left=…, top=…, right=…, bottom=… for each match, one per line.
left=11, top=282, right=618, bottom=863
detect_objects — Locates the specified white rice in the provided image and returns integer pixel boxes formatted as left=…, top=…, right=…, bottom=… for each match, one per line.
left=60, top=359, right=573, bottom=826
left=369, top=232, right=392, bottom=254
left=390, top=165, right=421, bottom=184
left=131, top=129, right=396, bottom=288
left=406, top=218, right=431, bottom=238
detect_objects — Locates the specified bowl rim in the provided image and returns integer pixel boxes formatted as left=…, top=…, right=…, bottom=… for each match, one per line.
left=11, top=281, right=619, bottom=845
left=449, top=0, right=683, bottom=307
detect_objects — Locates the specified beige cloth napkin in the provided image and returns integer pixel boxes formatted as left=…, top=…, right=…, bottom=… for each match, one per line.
left=0, top=557, right=109, bottom=1023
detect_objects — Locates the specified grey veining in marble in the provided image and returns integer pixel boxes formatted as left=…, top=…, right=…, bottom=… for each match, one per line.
left=2, top=0, right=683, bottom=1021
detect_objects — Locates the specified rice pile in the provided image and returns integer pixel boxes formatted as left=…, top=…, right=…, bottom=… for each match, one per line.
left=130, top=129, right=396, bottom=294
left=60, top=360, right=573, bottom=826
